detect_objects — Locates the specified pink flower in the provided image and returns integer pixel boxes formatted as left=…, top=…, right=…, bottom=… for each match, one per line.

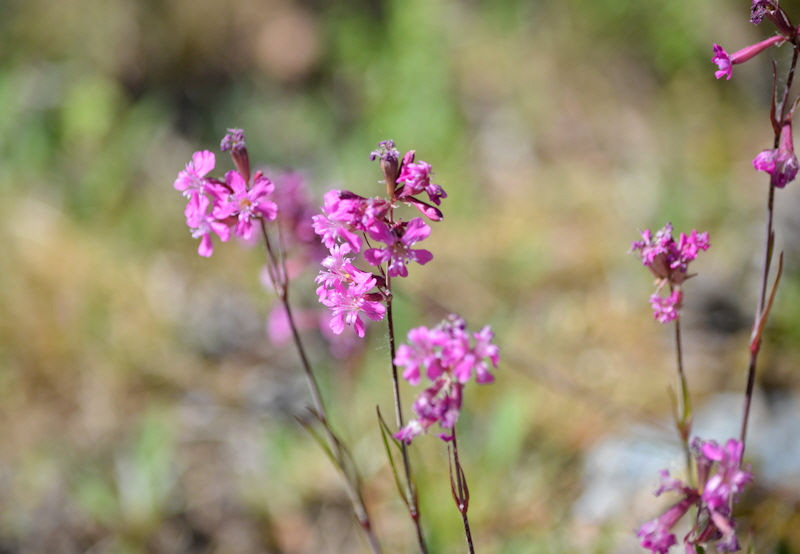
left=631, top=223, right=710, bottom=283
left=315, top=244, right=369, bottom=300
left=312, top=190, right=365, bottom=252
left=363, top=218, right=434, bottom=278
left=174, top=150, right=215, bottom=198
left=632, top=223, right=709, bottom=323
left=753, top=121, right=799, bottom=188
left=315, top=243, right=387, bottom=337
left=637, top=496, right=694, bottom=554
left=650, top=289, right=683, bottom=324
left=394, top=315, right=499, bottom=443
left=214, top=170, right=278, bottom=240
left=397, top=158, right=448, bottom=206
left=636, top=438, right=752, bottom=553
left=712, top=35, right=785, bottom=80
left=184, top=194, right=231, bottom=257
left=320, top=275, right=386, bottom=337
left=395, top=326, right=447, bottom=386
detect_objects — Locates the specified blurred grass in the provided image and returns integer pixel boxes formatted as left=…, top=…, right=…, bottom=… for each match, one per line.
left=2, top=0, right=800, bottom=552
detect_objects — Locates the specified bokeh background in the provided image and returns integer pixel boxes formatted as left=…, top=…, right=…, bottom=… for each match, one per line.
left=3, top=0, right=800, bottom=552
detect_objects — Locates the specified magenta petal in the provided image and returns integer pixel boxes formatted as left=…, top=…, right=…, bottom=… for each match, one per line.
left=411, top=248, right=433, bottom=265
left=192, top=150, right=216, bottom=175
left=198, top=234, right=214, bottom=257
left=405, top=196, right=443, bottom=221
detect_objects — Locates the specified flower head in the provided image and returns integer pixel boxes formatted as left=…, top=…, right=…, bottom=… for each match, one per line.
left=636, top=438, right=752, bottom=554
left=184, top=193, right=231, bottom=257
left=753, top=120, right=799, bottom=188
left=394, top=315, right=499, bottom=443
left=750, top=0, right=777, bottom=24
left=363, top=218, right=434, bottom=278
left=397, top=157, right=448, bottom=206
left=631, top=223, right=709, bottom=323
left=319, top=274, right=386, bottom=338
left=712, top=35, right=785, bottom=80
left=215, top=170, right=278, bottom=241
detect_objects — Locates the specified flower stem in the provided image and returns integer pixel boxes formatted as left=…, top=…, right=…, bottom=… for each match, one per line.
left=673, top=314, right=693, bottom=482
left=740, top=46, right=799, bottom=455
left=385, top=281, right=429, bottom=554
left=449, top=429, right=475, bottom=554
left=259, top=220, right=382, bottom=554
left=740, top=182, right=775, bottom=454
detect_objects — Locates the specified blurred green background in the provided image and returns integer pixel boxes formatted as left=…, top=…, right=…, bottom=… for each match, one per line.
left=3, top=0, right=800, bottom=552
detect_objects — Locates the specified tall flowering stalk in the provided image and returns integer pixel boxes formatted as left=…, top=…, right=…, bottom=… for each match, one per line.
left=631, top=223, right=709, bottom=478
left=393, top=315, right=499, bottom=554
left=713, top=0, right=795, bottom=454
left=631, top=223, right=753, bottom=552
left=313, top=141, right=498, bottom=552
left=176, top=133, right=500, bottom=551
left=312, top=140, right=446, bottom=552
left=174, top=130, right=382, bottom=553
left=632, top=2, right=800, bottom=550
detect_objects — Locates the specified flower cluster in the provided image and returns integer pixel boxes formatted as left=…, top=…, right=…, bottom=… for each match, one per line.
left=713, top=2, right=800, bottom=188
left=174, top=129, right=278, bottom=257
left=637, top=438, right=752, bottom=554
left=394, top=315, right=499, bottom=444
left=631, top=223, right=710, bottom=323
left=313, top=140, right=446, bottom=337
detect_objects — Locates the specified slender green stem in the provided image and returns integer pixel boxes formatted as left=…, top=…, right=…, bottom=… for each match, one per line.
left=259, top=220, right=382, bottom=554
left=672, top=313, right=693, bottom=483
left=385, top=281, right=428, bottom=554
left=740, top=182, right=775, bottom=453
left=450, top=430, right=475, bottom=554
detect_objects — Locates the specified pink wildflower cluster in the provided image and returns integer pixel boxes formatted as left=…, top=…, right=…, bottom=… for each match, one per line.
left=713, top=1, right=800, bottom=188
left=313, top=140, right=446, bottom=337
left=174, top=129, right=277, bottom=257
left=637, top=438, right=752, bottom=554
left=394, top=315, right=499, bottom=444
left=631, top=223, right=710, bottom=323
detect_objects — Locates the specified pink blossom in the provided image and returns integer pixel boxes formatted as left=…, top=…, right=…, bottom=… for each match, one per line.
left=753, top=121, right=799, bottom=188
left=314, top=244, right=371, bottom=301
left=215, top=170, right=278, bottom=240
left=394, top=315, right=499, bottom=443
left=320, top=275, right=386, bottom=337
left=632, top=223, right=709, bottom=323
left=712, top=35, right=785, bottom=80
left=184, top=194, right=231, bottom=257
left=397, top=158, right=448, bottom=206
left=312, top=190, right=364, bottom=252
left=636, top=438, right=752, bottom=553
left=174, top=150, right=216, bottom=198
left=631, top=223, right=709, bottom=284
left=650, top=289, right=683, bottom=324
left=394, top=326, right=448, bottom=385
left=637, top=496, right=694, bottom=554
left=363, top=218, right=434, bottom=278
